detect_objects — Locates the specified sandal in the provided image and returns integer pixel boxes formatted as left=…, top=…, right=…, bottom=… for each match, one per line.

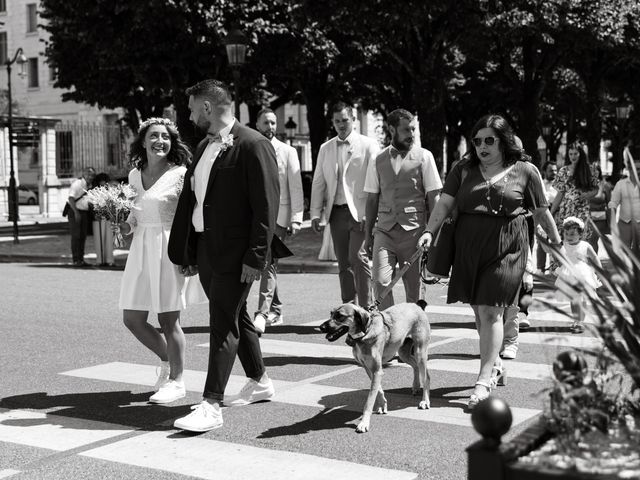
left=490, top=360, right=507, bottom=388
left=468, top=381, right=491, bottom=410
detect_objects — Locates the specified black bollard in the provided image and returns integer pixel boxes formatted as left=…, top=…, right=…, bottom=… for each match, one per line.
left=466, top=396, right=513, bottom=480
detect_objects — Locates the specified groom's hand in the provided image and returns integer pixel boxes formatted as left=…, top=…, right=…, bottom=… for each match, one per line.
left=180, top=265, right=198, bottom=277
left=241, top=264, right=261, bottom=283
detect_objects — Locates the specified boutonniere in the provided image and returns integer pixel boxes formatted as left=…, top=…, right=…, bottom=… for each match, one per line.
left=219, top=134, right=235, bottom=153
left=347, top=145, right=354, bottom=156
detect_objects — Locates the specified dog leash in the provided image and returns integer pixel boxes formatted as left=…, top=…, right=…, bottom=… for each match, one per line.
left=368, top=248, right=423, bottom=312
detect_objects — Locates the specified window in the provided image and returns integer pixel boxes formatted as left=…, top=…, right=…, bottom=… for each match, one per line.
left=0, top=0, right=6, bottom=13
left=56, top=131, right=73, bottom=177
left=0, top=32, right=6, bottom=65
left=27, top=57, right=38, bottom=88
left=26, top=4, right=37, bottom=33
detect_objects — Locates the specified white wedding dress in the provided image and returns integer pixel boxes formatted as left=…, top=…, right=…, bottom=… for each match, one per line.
left=119, top=166, right=207, bottom=313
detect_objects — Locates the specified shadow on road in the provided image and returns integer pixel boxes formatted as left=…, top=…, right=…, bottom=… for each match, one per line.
left=0, top=391, right=189, bottom=431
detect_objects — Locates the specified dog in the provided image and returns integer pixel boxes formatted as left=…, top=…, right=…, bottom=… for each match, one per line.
left=319, top=300, right=431, bottom=433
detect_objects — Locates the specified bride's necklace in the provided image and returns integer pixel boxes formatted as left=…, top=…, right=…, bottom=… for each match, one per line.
left=144, top=163, right=171, bottom=187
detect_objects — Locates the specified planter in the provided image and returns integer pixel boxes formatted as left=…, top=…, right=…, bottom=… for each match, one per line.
left=467, top=398, right=638, bottom=480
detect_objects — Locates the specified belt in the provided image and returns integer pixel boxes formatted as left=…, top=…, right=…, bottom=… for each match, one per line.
left=333, top=204, right=349, bottom=209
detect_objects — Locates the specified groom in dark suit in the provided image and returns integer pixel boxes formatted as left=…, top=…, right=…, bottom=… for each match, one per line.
left=168, top=79, right=291, bottom=432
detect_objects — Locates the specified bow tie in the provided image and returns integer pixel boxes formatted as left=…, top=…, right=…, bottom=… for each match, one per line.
left=336, top=139, right=349, bottom=146
left=207, top=132, right=222, bottom=143
left=390, top=146, right=408, bottom=158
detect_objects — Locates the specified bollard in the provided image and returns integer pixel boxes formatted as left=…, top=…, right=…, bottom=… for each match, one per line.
left=467, top=396, right=513, bottom=480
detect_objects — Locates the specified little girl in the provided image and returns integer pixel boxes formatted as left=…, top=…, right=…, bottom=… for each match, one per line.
left=555, top=216, right=602, bottom=333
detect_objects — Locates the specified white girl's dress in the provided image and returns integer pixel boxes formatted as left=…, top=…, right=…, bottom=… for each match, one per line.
left=119, top=166, right=207, bottom=313
left=555, top=240, right=601, bottom=301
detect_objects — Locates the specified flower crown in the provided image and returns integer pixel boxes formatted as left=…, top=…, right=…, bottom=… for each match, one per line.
left=563, top=216, right=584, bottom=230
left=138, top=117, right=178, bottom=134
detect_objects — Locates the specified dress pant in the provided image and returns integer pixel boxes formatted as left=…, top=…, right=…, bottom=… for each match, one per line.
left=618, top=221, right=640, bottom=257
left=68, top=209, right=89, bottom=263
left=329, top=205, right=371, bottom=306
left=257, top=225, right=287, bottom=317
left=197, top=235, right=265, bottom=402
left=372, top=224, right=421, bottom=311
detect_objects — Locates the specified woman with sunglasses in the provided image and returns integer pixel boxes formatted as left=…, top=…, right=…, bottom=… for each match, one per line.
left=549, top=142, right=600, bottom=247
left=418, top=114, right=561, bottom=410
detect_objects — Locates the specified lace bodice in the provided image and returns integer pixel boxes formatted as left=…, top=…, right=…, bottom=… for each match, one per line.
left=127, top=166, right=186, bottom=229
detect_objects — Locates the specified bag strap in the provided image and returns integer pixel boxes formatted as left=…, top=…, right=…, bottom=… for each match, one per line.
left=449, top=165, right=469, bottom=221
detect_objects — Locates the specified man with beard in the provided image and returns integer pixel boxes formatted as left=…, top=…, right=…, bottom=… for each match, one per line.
left=364, top=109, right=442, bottom=309
left=310, top=101, right=379, bottom=306
left=253, top=108, right=304, bottom=333
left=168, top=79, right=291, bottom=432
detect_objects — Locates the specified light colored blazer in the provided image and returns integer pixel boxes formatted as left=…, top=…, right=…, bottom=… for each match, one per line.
left=272, top=137, right=304, bottom=228
left=310, top=132, right=379, bottom=222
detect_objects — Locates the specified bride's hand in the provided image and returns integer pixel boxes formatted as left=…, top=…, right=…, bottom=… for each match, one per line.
left=111, top=221, right=130, bottom=235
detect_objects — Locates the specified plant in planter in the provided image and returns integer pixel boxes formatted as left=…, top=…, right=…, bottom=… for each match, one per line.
left=467, top=224, right=640, bottom=479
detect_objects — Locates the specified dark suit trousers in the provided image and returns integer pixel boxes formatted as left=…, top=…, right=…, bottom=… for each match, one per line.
left=197, top=235, right=265, bottom=402
left=68, top=209, right=89, bottom=263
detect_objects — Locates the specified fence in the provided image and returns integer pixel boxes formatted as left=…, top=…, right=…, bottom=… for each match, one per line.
left=55, top=121, right=127, bottom=178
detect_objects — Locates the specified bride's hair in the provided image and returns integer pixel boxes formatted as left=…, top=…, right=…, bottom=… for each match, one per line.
left=129, top=118, right=192, bottom=170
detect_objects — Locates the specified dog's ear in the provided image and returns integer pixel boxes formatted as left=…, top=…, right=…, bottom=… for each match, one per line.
left=353, top=306, right=370, bottom=333
left=416, top=299, right=428, bottom=310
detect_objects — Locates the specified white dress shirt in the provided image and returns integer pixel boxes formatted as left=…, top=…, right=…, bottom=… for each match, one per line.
left=334, top=132, right=355, bottom=206
left=192, top=120, right=235, bottom=232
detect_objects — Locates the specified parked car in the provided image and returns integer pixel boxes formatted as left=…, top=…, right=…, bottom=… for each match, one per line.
left=18, top=186, right=38, bottom=205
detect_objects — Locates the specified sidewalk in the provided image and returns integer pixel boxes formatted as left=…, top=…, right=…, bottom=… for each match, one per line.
left=0, top=217, right=338, bottom=273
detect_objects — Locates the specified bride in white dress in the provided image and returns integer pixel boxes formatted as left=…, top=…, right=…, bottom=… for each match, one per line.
left=117, top=118, right=206, bottom=404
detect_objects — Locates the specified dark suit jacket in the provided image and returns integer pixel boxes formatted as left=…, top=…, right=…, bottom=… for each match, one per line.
left=168, top=121, right=292, bottom=273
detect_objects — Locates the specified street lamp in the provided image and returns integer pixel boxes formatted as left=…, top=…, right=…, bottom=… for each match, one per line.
left=5, top=48, right=27, bottom=244
left=542, top=125, right=552, bottom=163
left=223, top=28, right=248, bottom=123
left=615, top=104, right=632, bottom=179
left=284, top=116, right=297, bottom=144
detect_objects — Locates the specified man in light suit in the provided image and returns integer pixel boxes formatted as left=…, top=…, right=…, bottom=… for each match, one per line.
left=254, top=108, right=304, bottom=333
left=364, top=109, right=441, bottom=310
left=168, top=79, right=291, bottom=432
left=310, top=101, right=379, bottom=306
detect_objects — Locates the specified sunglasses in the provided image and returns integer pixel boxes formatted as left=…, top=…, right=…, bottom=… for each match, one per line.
left=472, top=136, right=498, bottom=147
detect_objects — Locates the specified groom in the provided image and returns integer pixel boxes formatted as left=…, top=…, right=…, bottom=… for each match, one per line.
left=168, top=79, right=291, bottom=432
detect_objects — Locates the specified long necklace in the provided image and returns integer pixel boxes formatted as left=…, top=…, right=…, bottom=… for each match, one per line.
left=485, top=170, right=511, bottom=215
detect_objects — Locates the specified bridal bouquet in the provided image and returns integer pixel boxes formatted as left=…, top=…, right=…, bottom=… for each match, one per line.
left=85, top=183, right=136, bottom=248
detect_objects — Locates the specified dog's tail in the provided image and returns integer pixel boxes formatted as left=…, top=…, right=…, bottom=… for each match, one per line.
left=416, top=299, right=428, bottom=310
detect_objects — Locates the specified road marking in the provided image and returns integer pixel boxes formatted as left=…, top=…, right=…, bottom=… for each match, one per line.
left=0, top=470, right=20, bottom=479
left=431, top=328, right=601, bottom=349
left=81, top=430, right=418, bottom=480
left=61, top=362, right=540, bottom=428
left=0, top=408, right=132, bottom=451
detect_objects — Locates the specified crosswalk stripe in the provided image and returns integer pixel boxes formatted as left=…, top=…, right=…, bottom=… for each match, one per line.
left=81, top=430, right=418, bottom=480
left=196, top=339, right=567, bottom=381
left=60, top=362, right=540, bottom=428
left=0, top=408, right=132, bottom=451
left=423, top=304, right=593, bottom=323
left=0, top=470, right=20, bottom=479
left=430, top=328, right=601, bottom=349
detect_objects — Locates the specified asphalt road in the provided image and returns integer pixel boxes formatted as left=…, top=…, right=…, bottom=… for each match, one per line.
left=0, top=263, right=597, bottom=479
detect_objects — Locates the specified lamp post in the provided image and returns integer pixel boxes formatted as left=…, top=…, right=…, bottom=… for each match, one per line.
left=223, top=28, right=248, bottom=123
left=542, top=125, right=552, bottom=164
left=5, top=48, right=27, bottom=244
left=284, top=116, right=297, bottom=145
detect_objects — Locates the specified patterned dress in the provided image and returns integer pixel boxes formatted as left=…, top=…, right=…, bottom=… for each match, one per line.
left=443, top=160, right=548, bottom=307
left=119, top=166, right=206, bottom=313
left=552, top=164, right=599, bottom=241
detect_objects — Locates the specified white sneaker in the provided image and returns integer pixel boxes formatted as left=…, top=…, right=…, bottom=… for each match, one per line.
left=254, top=313, right=267, bottom=335
left=174, top=400, right=223, bottom=432
left=500, top=344, right=518, bottom=360
left=267, top=312, right=283, bottom=326
left=154, top=361, right=170, bottom=392
left=149, top=379, right=186, bottom=404
left=225, top=374, right=275, bottom=406
left=518, top=313, right=531, bottom=330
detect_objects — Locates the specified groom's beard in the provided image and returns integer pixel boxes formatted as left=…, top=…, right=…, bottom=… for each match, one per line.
left=259, top=129, right=275, bottom=140
left=194, top=118, right=212, bottom=135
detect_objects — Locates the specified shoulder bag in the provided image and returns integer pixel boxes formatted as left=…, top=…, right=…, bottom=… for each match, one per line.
left=426, top=167, right=468, bottom=278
